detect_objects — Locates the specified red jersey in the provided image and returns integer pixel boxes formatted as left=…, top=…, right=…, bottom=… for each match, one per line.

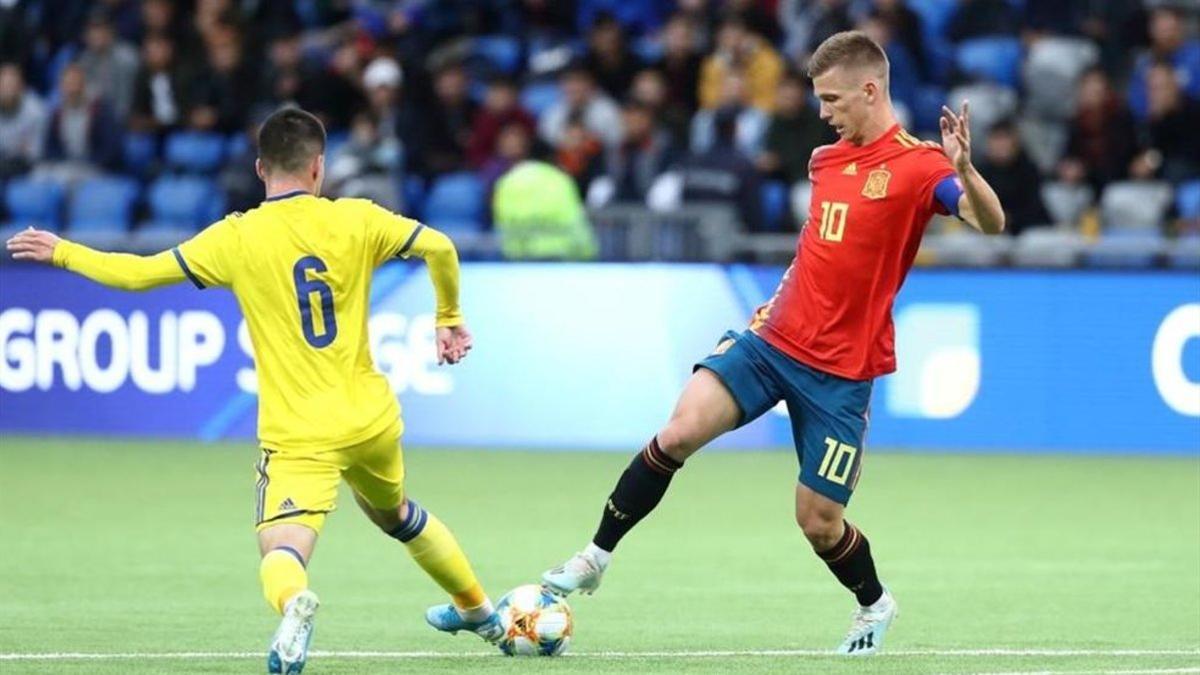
left=750, top=125, right=956, bottom=380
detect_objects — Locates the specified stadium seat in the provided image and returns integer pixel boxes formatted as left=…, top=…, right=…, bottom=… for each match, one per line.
left=423, top=172, right=485, bottom=231
left=1100, top=181, right=1173, bottom=231
left=4, top=178, right=65, bottom=231
left=790, top=180, right=813, bottom=223
left=760, top=181, right=788, bottom=232
left=520, top=81, right=563, bottom=118
left=633, top=35, right=664, bottom=63
left=912, top=85, right=947, bottom=134
left=1011, top=226, right=1086, bottom=267
left=955, top=37, right=1022, bottom=88
left=1167, top=234, right=1200, bottom=269
left=165, top=131, right=226, bottom=174
left=1082, top=230, right=1166, bottom=268
left=402, top=176, right=427, bottom=219
left=69, top=176, right=140, bottom=232
left=1176, top=180, right=1200, bottom=220
left=946, top=83, right=1018, bottom=141
left=472, top=36, right=522, bottom=75
left=123, top=133, right=158, bottom=177
left=1040, top=182, right=1094, bottom=227
left=921, top=230, right=1010, bottom=267
left=145, top=176, right=224, bottom=230
left=225, top=132, right=251, bottom=160
left=1022, top=37, right=1100, bottom=120
left=1018, top=117, right=1068, bottom=175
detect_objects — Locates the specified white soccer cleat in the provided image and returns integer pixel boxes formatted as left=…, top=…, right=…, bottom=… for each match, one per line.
left=268, top=590, right=320, bottom=674
left=541, top=550, right=605, bottom=596
left=835, top=588, right=898, bottom=656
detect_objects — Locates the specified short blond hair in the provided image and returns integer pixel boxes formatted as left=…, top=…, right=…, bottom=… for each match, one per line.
left=807, top=31, right=889, bottom=87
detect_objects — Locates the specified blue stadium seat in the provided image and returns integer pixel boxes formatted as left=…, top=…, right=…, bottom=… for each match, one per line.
left=521, top=81, right=562, bottom=117
left=69, top=176, right=140, bottom=232
left=472, top=36, right=522, bottom=74
left=403, top=176, right=427, bottom=219
left=1167, top=234, right=1200, bottom=269
left=955, top=37, right=1022, bottom=88
left=1082, top=230, right=1165, bottom=268
left=225, top=132, right=251, bottom=160
left=913, top=85, right=948, bottom=134
left=1177, top=180, right=1200, bottom=220
left=423, top=172, right=484, bottom=232
left=907, top=0, right=957, bottom=83
left=145, top=176, right=224, bottom=230
left=165, top=131, right=226, bottom=174
left=4, top=178, right=65, bottom=231
left=124, top=133, right=158, bottom=177
left=760, top=181, right=788, bottom=232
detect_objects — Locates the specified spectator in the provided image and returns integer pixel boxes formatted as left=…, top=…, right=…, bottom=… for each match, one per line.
left=756, top=73, right=836, bottom=184
left=602, top=100, right=678, bottom=203
left=539, top=64, right=623, bottom=149
left=1130, top=62, right=1200, bottom=184
left=691, top=72, right=768, bottom=157
left=676, top=0, right=720, bottom=50
left=129, top=32, right=188, bottom=136
left=630, top=67, right=690, bottom=149
left=802, top=0, right=856, bottom=59
left=493, top=159, right=598, bottom=260
left=582, top=13, right=644, bottom=99
left=1129, top=7, right=1200, bottom=120
left=515, top=0, right=578, bottom=41
left=39, top=62, right=122, bottom=183
left=699, top=15, right=785, bottom=113
left=554, top=113, right=605, bottom=196
left=186, top=22, right=256, bottom=133
left=657, top=14, right=704, bottom=125
left=326, top=111, right=404, bottom=211
left=870, top=0, right=928, bottom=80
left=679, top=106, right=764, bottom=231
left=422, top=62, right=478, bottom=176
left=0, top=63, right=46, bottom=178
left=725, top=0, right=784, bottom=45
left=363, top=57, right=424, bottom=177
left=976, top=121, right=1048, bottom=235
left=857, top=12, right=920, bottom=116
left=96, top=0, right=140, bottom=44
left=1058, top=68, right=1137, bottom=193
left=467, top=77, right=536, bottom=168
left=303, top=40, right=368, bottom=132
left=78, top=8, right=140, bottom=120
left=947, top=0, right=1020, bottom=43
left=480, top=121, right=533, bottom=193
left=256, top=30, right=309, bottom=114
left=140, top=0, right=202, bottom=63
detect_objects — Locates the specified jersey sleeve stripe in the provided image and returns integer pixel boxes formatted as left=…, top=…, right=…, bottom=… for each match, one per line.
left=172, top=247, right=206, bottom=289
left=396, top=223, right=426, bottom=257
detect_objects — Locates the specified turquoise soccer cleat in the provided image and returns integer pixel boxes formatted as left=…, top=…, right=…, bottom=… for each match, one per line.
left=425, top=604, right=504, bottom=643
left=267, top=590, right=319, bottom=674
left=541, top=550, right=605, bottom=596
left=835, top=588, right=898, bottom=656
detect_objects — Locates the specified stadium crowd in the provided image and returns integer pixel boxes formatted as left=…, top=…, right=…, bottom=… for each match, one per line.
left=0, top=0, right=1198, bottom=265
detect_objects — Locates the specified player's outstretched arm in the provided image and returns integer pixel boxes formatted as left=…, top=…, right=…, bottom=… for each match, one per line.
left=940, top=102, right=1006, bottom=235
left=406, top=225, right=473, bottom=365
left=6, top=228, right=187, bottom=290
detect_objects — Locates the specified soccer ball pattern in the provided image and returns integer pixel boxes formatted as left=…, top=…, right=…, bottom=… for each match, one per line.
left=495, top=584, right=574, bottom=656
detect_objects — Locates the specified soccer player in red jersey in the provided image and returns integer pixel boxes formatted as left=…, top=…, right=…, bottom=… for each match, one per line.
left=542, top=31, right=1005, bottom=655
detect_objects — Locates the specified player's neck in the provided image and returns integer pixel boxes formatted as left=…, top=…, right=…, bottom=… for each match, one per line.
left=264, top=180, right=316, bottom=201
left=852, top=113, right=899, bottom=147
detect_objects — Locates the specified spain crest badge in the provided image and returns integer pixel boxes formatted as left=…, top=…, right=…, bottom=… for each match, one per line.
left=861, top=166, right=891, bottom=200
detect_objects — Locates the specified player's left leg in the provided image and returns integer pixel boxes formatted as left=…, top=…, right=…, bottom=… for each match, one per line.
left=254, top=448, right=339, bottom=674
left=781, top=362, right=896, bottom=655
left=342, top=421, right=500, bottom=642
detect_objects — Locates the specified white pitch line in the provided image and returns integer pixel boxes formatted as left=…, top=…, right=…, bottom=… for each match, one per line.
left=0, top=649, right=1197, bottom=661
left=970, top=669, right=1200, bottom=675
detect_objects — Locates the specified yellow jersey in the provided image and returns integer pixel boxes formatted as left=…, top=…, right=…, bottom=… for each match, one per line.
left=52, top=191, right=463, bottom=452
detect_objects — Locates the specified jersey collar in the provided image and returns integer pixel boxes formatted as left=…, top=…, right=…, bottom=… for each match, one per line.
left=263, top=189, right=312, bottom=202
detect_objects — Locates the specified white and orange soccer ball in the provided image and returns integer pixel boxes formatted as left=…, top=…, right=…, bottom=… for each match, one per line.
left=495, top=584, right=574, bottom=656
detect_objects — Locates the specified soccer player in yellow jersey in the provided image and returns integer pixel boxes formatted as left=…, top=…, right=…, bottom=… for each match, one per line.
left=7, top=108, right=501, bottom=673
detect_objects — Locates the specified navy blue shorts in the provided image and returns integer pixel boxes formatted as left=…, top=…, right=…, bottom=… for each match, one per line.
left=695, top=330, right=872, bottom=505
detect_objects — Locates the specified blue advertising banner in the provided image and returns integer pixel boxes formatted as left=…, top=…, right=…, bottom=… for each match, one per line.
left=1, top=264, right=1197, bottom=454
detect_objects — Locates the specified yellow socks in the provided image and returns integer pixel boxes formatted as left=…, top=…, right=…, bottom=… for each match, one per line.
left=260, top=547, right=308, bottom=614
left=389, top=499, right=488, bottom=611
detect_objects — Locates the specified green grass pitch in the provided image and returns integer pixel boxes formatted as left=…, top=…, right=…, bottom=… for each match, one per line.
left=1, top=437, right=1197, bottom=674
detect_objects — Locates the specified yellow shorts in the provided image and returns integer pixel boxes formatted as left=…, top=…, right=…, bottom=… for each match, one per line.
left=254, top=418, right=405, bottom=534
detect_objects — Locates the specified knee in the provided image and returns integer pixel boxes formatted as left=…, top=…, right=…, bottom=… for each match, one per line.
left=796, top=508, right=842, bottom=551
left=656, top=415, right=703, bottom=461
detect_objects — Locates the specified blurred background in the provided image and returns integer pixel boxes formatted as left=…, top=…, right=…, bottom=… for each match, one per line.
left=0, top=0, right=1198, bottom=265
left=0, top=0, right=1197, bottom=454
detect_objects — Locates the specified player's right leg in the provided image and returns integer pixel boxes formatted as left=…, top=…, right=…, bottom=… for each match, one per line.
left=342, top=421, right=501, bottom=643
left=543, top=330, right=780, bottom=596
left=253, top=447, right=339, bottom=674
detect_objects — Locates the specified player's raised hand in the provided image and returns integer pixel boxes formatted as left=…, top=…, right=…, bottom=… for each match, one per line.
left=940, top=101, right=972, bottom=173
left=6, top=227, right=61, bottom=263
left=436, top=324, right=473, bottom=365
